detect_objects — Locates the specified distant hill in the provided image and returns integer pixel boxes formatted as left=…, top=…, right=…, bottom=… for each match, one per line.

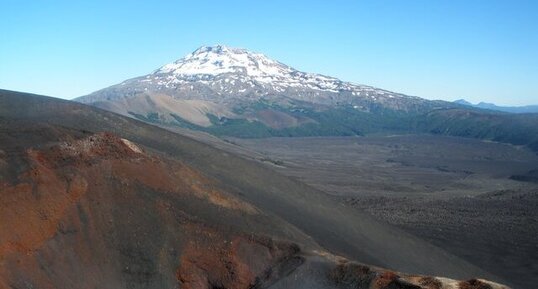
left=454, top=99, right=538, bottom=114
left=76, top=45, right=538, bottom=153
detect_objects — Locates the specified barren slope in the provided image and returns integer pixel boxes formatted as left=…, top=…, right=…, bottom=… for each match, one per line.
left=0, top=89, right=512, bottom=288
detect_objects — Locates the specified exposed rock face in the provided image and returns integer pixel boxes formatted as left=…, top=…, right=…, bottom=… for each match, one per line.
left=176, top=235, right=302, bottom=289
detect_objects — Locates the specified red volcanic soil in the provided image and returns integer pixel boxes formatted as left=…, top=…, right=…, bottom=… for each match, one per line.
left=0, top=132, right=510, bottom=289
left=0, top=132, right=292, bottom=288
left=0, top=132, right=250, bottom=255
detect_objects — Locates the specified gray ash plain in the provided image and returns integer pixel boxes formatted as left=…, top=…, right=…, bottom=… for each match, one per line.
left=225, top=135, right=538, bottom=289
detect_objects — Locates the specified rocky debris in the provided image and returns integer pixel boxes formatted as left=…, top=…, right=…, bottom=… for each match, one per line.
left=177, top=235, right=302, bottom=289
left=56, top=131, right=144, bottom=160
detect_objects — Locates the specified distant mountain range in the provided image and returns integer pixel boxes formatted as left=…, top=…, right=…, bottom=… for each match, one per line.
left=76, top=45, right=538, bottom=153
left=454, top=99, right=538, bottom=114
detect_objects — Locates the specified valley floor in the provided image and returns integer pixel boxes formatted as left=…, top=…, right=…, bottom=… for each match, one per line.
left=192, top=133, right=538, bottom=289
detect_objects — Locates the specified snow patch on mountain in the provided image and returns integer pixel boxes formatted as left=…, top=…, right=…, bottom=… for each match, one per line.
left=157, top=45, right=293, bottom=78
left=146, top=45, right=404, bottom=97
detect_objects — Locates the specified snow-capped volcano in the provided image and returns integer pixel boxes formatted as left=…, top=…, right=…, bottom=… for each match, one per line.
left=77, top=45, right=440, bottom=131
left=143, top=45, right=420, bottom=102
left=80, top=45, right=419, bottom=106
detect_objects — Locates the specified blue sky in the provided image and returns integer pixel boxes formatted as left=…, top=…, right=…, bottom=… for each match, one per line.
left=1, top=0, right=537, bottom=105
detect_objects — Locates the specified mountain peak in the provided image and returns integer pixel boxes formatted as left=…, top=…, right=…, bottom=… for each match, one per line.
left=155, top=45, right=292, bottom=77
left=190, top=44, right=240, bottom=55
left=454, top=99, right=473, bottom=105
